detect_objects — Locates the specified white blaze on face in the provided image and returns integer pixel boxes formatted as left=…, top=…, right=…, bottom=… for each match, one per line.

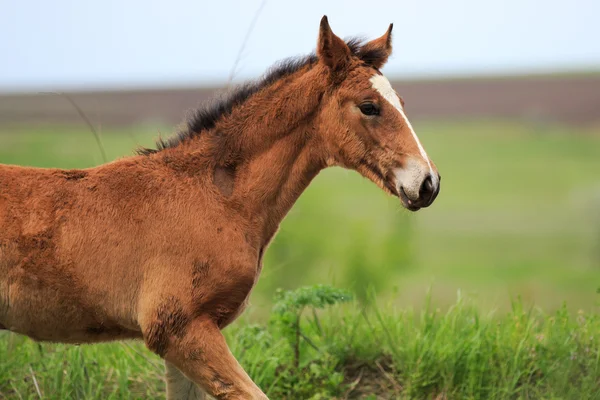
left=369, top=74, right=437, bottom=186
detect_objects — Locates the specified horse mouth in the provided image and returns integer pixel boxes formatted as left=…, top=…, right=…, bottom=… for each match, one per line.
left=399, top=187, right=421, bottom=212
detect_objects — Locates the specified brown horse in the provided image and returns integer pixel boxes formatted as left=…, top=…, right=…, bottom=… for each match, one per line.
left=0, top=16, right=439, bottom=399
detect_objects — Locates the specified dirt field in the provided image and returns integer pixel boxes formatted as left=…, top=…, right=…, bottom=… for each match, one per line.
left=1, top=74, right=599, bottom=128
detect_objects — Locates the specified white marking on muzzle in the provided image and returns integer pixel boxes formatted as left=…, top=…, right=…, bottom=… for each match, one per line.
left=369, top=74, right=436, bottom=184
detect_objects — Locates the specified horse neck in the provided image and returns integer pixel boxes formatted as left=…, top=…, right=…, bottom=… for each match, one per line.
left=193, top=64, right=329, bottom=245
left=236, top=124, right=325, bottom=243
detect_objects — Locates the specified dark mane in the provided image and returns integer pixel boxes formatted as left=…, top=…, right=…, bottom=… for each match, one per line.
left=138, top=37, right=377, bottom=155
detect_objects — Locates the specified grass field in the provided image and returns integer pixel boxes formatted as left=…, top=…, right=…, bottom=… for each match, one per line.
left=1, top=119, right=600, bottom=398
left=1, top=289, right=600, bottom=399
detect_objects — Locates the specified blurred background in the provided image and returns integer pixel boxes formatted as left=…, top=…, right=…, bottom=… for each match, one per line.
left=1, top=0, right=599, bottom=314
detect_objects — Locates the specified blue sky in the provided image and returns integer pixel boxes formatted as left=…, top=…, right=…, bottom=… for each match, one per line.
left=1, top=0, right=599, bottom=92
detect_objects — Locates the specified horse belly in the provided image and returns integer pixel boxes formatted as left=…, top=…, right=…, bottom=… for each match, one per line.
left=1, top=247, right=141, bottom=343
left=4, top=274, right=141, bottom=343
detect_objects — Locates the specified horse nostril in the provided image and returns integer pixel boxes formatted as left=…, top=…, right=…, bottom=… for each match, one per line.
left=419, top=175, right=434, bottom=202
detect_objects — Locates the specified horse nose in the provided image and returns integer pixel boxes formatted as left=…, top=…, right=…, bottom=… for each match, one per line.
left=418, top=174, right=440, bottom=206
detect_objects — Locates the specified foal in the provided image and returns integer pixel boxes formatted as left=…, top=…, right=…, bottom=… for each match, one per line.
left=0, top=17, right=440, bottom=399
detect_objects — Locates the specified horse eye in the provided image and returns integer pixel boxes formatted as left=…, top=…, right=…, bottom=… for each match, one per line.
left=359, top=103, right=380, bottom=116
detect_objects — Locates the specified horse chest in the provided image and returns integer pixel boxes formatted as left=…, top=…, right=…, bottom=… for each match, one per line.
left=189, top=255, right=260, bottom=329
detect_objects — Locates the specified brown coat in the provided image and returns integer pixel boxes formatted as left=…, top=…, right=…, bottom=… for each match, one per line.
left=0, top=16, right=439, bottom=400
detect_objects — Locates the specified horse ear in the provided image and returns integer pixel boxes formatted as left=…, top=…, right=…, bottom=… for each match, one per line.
left=359, top=24, right=393, bottom=69
left=317, top=16, right=351, bottom=71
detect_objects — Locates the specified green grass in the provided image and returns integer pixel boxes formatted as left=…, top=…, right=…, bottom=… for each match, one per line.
left=1, top=288, right=599, bottom=399
left=1, top=119, right=600, bottom=398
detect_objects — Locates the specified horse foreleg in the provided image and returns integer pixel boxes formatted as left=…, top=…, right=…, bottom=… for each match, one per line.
left=165, top=361, right=209, bottom=400
left=147, top=316, right=267, bottom=400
